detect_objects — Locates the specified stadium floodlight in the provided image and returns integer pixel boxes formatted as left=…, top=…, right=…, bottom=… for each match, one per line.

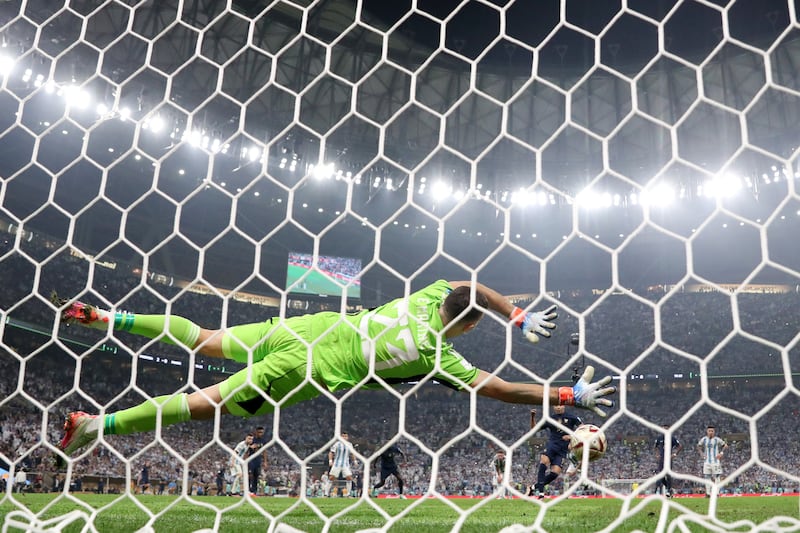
left=0, top=54, right=13, bottom=76
left=119, top=107, right=131, bottom=120
left=312, top=162, right=334, bottom=179
left=511, top=188, right=533, bottom=206
left=705, top=173, right=742, bottom=198
left=430, top=180, right=451, bottom=201
left=575, top=188, right=604, bottom=209
left=247, top=146, right=260, bottom=162
left=641, top=183, right=675, bottom=207
left=96, top=103, right=109, bottom=116
left=184, top=129, right=202, bottom=147
left=62, top=85, right=90, bottom=109
left=22, top=68, right=31, bottom=82
left=148, top=115, right=165, bottom=133
left=537, top=191, right=547, bottom=206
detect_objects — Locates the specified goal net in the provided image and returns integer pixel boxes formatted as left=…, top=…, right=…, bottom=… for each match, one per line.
left=1, top=0, right=799, bottom=531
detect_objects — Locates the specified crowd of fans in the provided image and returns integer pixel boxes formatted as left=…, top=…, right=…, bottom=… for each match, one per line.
left=1, top=234, right=799, bottom=498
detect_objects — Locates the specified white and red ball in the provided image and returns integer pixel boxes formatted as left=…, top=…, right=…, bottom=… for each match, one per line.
left=569, top=424, right=607, bottom=462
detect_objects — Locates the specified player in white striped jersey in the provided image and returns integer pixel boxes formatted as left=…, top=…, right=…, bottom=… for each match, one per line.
left=328, top=432, right=356, bottom=497
left=697, top=425, right=728, bottom=497
left=230, top=433, right=253, bottom=496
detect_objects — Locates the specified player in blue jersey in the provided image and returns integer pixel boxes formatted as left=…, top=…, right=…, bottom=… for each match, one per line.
left=137, top=462, right=151, bottom=494
left=373, top=443, right=407, bottom=498
left=247, top=426, right=268, bottom=495
left=653, top=424, right=682, bottom=497
left=531, top=405, right=582, bottom=498
left=697, top=425, right=727, bottom=497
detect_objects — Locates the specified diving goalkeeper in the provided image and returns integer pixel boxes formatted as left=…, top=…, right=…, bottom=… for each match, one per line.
left=53, top=280, right=616, bottom=457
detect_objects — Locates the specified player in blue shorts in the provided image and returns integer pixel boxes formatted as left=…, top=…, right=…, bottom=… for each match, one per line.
left=531, top=405, right=582, bottom=498
left=373, top=443, right=406, bottom=498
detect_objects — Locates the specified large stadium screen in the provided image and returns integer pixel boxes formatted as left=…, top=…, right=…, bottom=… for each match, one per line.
left=286, top=252, right=361, bottom=299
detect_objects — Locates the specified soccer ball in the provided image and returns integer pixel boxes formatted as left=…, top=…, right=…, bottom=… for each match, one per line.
left=569, top=424, right=607, bottom=462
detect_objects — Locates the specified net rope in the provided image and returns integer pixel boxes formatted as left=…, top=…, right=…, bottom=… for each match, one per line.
left=1, top=1, right=799, bottom=532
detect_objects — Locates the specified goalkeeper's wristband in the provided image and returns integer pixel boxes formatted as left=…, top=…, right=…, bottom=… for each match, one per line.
left=558, top=387, right=575, bottom=406
left=510, top=306, right=526, bottom=328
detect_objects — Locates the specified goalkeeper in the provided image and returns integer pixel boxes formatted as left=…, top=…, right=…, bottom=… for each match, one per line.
left=53, top=280, right=616, bottom=456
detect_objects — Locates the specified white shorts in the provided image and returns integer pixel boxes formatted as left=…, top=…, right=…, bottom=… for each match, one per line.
left=703, top=463, right=722, bottom=476
left=329, top=466, right=353, bottom=479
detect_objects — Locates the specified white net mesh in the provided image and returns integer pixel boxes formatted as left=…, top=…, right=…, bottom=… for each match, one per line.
left=1, top=0, right=799, bottom=531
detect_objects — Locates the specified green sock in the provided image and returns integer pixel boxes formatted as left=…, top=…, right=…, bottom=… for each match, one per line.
left=112, top=313, right=201, bottom=349
left=104, top=394, right=191, bottom=435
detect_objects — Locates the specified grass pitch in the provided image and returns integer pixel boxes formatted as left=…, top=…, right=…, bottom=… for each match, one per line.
left=2, top=494, right=799, bottom=532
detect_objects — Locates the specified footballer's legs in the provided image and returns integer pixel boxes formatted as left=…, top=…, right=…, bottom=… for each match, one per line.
left=54, top=292, right=206, bottom=350
left=542, top=464, right=562, bottom=489
left=60, top=384, right=228, bottom=455
left=53, top=293, right=278, bottom=362
left=703, top=474, right=713, bottom=497
left=534, top=454, right=550, bottom=496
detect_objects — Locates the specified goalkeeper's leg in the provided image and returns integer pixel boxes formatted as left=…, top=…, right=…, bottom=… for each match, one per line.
left=59, top=385, right=222, bottom=455
left=53, top=293, right=278, bottom=362
left=59, top=347, right=320, bottom=456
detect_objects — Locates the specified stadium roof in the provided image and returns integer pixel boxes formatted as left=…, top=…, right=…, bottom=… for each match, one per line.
left=0, top=1, right=799, bottom=296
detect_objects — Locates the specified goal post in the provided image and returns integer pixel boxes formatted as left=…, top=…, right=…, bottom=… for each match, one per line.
left=1, top=1, right=800, bottom=532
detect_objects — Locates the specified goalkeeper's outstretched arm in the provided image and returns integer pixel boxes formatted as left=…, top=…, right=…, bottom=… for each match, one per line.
left=469, top=366, right=616, bottom=417
left=448, top=281, right=558, bottom=343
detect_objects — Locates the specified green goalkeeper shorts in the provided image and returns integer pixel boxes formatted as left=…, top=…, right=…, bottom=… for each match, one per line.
left=218, top=316, right=325, bottom=417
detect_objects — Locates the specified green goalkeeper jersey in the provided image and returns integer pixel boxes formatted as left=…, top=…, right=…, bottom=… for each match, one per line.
left=309, top=279, right=480, bottom=392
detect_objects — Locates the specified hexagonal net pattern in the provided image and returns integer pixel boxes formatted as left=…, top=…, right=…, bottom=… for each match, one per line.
left=0, top=0, right=799, bottom=531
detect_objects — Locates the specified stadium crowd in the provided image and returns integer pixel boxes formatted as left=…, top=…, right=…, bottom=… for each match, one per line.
left=1, top=235, right=799, bottom=497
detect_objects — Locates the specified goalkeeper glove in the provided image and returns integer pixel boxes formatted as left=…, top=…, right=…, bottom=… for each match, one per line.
left=510, top=304, right=558, bottom=343
left=558, top=366, right=616, bottom=417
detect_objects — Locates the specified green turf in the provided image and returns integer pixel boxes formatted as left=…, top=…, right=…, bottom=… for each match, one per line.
left=2, top=495, right=798, bottom=532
